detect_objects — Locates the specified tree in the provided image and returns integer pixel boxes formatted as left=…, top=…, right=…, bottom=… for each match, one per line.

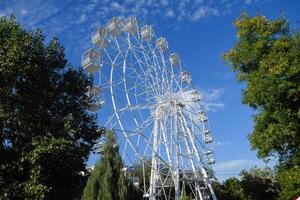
left=224, top=13, right=300, bottom=198
left=214, top=167, right=279, bottom=200
left=213, top=178, right=249, bottom=200
left=276, top=166, right=300, bottom=200
left=0, top=16, right=101, bottom=200
left=223, top=178, right=250, bottom=200
left=240, top=167, right=279, bottom=200
left=82, top=131, right=140, bottom=200
left=224, top=13, right=300, bottom=163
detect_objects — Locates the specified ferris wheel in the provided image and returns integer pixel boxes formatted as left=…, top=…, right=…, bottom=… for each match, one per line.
left=81, top=16, right=217, bottom=200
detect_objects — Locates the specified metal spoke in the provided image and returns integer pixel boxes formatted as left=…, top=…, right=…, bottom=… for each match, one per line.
left=81, top=16, right=218, bottom=200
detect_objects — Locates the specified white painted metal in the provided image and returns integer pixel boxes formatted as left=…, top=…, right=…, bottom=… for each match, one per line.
left=82, top=16, right=218, bottom=200
left=181, top=71, right=192, bottom=84
left=91, top=27, right=108, bottom=48
left=141, top=25, right=153, bottom=41
left=107, top=16, right=121, bottom=36
left=170, top=53, right=180, bottom=67
left=156, top=37, right=168, bottom=52
left=81, top=48, right=100, bottom=73
left=87, top=85, right=104, bottom=112
left=124, top=16, right=137, bottom=34
left=191, top=89, right=201, bottom=102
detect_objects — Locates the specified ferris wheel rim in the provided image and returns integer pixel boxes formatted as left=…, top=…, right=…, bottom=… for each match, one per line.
left=82, top=16, right=218, bottom=200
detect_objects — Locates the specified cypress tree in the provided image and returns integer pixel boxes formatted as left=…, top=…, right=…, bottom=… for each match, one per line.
left=82, top=131, right=127, bottom=200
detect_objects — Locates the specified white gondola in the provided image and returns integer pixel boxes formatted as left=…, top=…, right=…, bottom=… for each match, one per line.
left=92, top=136, right=107, bottom=154
left=121, top=166, right=135, bottom=173
left=81, top=49, right=100, bottom=74
left=156, top=37, right=168, bottom=52
left=141, top=25, right=153, bottom=41
left=107, top=17, right=121, bottom=36
left=129, top=176, right=140, bottom=187
left=92, top=143, right=104, bottom=154
left=199, top=111, right=208, bottom=123
left=83, top=16, right=219, bottom=200
left=204, top=150, right=213, bottom=156
left=169, top=53, right=180, bottom=67
left=91, top=27, right=108, bottom=48
left=88, top=85, right=104, bottom=112
left=203, top=130, right=212, bottom=143
left=124, top=16, right=137, bottom=34
left=190, top=89, right=200, bottom=102
left=121, top=167, right=128, bottom=172
left=206, top=154, right=215, bottom=165
left=205, top=150, right=215, bottom=164
left=180, top=71, right=191, bottom=84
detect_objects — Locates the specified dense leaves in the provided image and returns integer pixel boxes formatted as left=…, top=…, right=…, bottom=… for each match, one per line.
left=81, top=131, right=141, bottom=200
left=240, top=167, right=279, bottom=200
left=0, top=16, right=101, bottom=199
left=276, top=166, right=300, bottom=200
left=224, top=13, right=300, bottom=198
left=214, top=167, right=279, bottom=200
left=224, top=13, right=300, bottom=162
left=214, top=177, right=250, bottom=200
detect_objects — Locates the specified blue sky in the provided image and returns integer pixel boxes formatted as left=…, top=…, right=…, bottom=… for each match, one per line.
left=1, top=0, right=299, bottom=181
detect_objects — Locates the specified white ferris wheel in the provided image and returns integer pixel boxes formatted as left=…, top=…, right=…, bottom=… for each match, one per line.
left=81, top=16, right=217, bottom=200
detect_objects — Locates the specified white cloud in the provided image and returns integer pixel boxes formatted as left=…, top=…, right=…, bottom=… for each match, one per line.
left=0, top=0, right=265, bottom=65
left=20, top=9, right=28, bottom=16
left=215, top=141, right=231, bottom=146
left=76, top=14, right=87, bottom=24
left=0, top=7, right=12, bottom=17
left=191, top=6, right=220, bottom=21
left=165, top=9, right=175, bottom=18
left=200, top=88, right=225, bottom=112
left=214, top=159, right=254, bottom=171
left=160, top=0, right=169, bottom=6
left=245, top=0, right=260, bottom=4
left=0, top=0, right=265, bottom=31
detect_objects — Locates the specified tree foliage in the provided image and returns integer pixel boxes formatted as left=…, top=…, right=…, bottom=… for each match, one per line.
left=276, top=166, right=300, bottom=200
left=0, top=16, right=101, bottom=199
left=214, top=178, right=247, bottom=200
left=81, top=131, right=141, bottom=200
left=240, top=167, right=279, bottom=200
left=224, top=13, right=300, bottom=162
left=224, top=13, right=300, bottom=198
left=214, top=167, right=279, bottom=200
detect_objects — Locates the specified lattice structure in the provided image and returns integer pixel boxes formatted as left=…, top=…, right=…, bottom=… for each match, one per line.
left=81, top=16, right=217, bottom=200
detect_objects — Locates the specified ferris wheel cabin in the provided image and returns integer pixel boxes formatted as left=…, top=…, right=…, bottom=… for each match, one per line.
left=87, top=85, right=104, bottom=112
left=204, top=150, right=215, bottom=164
left=203, top=130, right=213, bottom=143
left=124, top=16, right=137, bottom=34
left=107, top=16, right=122, bottom=36
left=190, top=89, right=201, bottom=102
left=169, top=53, right=180, bottom=67
left=91, top=27, right=108, bottom=48
left=141, top=25, right=154, bottom=41
left=156, top=37, right=168, bottom=52
left=81, top=48, right=100, bottom=74
left=180, top=71, right=191, bottom=84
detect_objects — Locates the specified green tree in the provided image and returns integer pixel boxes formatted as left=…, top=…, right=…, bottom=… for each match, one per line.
left=224, top=13, right=300, bottom=198
left=213, top=178, right=249, bottom=200
left=82, top=131, right=140, bottom=200
left=240, top=167, right=279, bottom=200
left=0, top=16, right=101, bottom=200
left=223, top=178, right=250, bottom=200
left=276, top=166, right=300, bottom=200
